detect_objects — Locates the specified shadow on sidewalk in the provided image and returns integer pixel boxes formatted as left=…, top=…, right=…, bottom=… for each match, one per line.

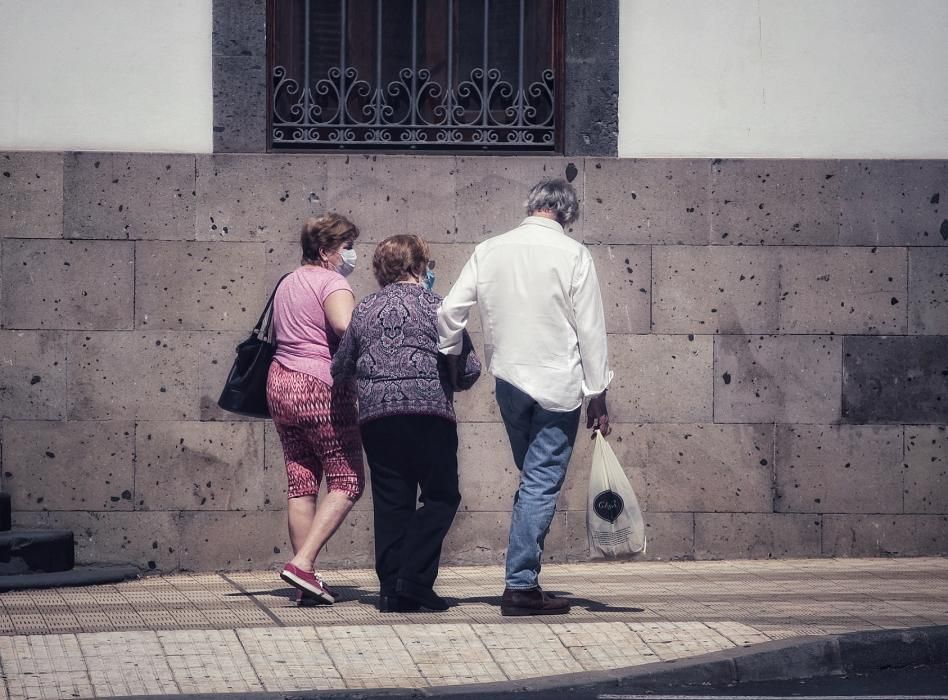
left=449, top=591, right=645, bottom=614
left=225, top=586, right=644, bottom=613
left=224, top=585, right=371, bottom=605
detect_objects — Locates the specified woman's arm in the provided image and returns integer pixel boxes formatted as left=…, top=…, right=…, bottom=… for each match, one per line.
left=330, top=315, right=359, bottom=381
left=323, top=288, right=356, bottom=337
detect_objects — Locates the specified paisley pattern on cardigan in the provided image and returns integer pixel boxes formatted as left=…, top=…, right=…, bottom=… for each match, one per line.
left=331, top=284, right=480, bottom=424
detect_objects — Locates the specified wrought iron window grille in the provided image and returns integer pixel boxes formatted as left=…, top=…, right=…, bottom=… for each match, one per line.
left=268, top=0, right=564, bottom=151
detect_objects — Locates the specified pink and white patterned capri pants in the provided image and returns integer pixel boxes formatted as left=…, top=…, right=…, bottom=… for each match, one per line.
left=266, top=361, right=364, bottom=501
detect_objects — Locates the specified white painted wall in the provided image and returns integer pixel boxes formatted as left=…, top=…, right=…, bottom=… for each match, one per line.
left=0, top=0, right=212, bottom=152
left=619, top=0, right=948, bottom=158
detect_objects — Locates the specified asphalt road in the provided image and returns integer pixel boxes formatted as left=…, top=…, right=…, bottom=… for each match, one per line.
left=575, top=664, right=948, bottom=700
left=114, top=665, right=948, bottom=700
left=413, top=664, right=948, bottom=700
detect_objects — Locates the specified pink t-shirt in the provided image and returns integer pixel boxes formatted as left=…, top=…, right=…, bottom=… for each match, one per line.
left=271, top=266, right=353, bottom=385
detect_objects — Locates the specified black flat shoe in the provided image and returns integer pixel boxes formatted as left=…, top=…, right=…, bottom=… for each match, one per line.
left=378, top=595, right=422, bottom=613
left=396, top=581, right=450, bottom=611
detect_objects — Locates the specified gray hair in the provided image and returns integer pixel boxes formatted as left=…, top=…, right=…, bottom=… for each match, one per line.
left=524, top=178, right=579, bottom=226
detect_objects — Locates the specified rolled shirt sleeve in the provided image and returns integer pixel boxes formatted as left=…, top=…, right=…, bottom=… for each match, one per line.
left=437, top=253, right=479, bottom=356
left=572, top=249, right=614, bottom=397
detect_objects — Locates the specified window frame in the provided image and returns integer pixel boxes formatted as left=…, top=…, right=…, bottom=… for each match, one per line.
left=265, top=0, right=566, bottom=155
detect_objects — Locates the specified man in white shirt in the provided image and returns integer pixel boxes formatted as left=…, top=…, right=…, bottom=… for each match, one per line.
left=437, top=179, right=612, bottom=616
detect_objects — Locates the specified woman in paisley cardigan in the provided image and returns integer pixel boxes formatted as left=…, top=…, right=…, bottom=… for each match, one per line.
left=331, top=234, right=480, bottom=613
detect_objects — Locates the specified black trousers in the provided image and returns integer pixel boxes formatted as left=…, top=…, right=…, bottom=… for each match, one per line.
left=360, top=415, right=461, bottom=596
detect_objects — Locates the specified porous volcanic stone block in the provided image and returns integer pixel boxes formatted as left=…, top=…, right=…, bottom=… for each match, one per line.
left=44, top=511, right=178, bottom=571
left=559, top=424, right=648, bottom=511
left=695, top=513, right=821, bottom=559
left=652, top=246, right=779, bottom=334
left=609, top=334, right=713, bottom=422
left=67, top=331, right=245, bottom=421
left=564, top=1, right=618, bottom=156
left=177, top=511, right=290, bottom=570
left=777, top=247, right=907, bottom=334
left=842, top=336, right=948, bottom=424
left=64, top=153, right=196, bottom=240
left=840, top=160, right=948, bottom=246
left=326, top=155, right=457, bottom=243
left=645, top=424, right=774, bottom=513
left=909, top=247, right=948, bottom=334
left=213, top=56, right=267, bottom=153
left=441, top=511, right=511, bottom=565
left=904, top=425, right=948, bottom=514
left=710, top=159, right=840, bottom=245
left=135, top=242, right=269, bottom=331
left=212, top=0, right=265, bottom=57
left=775, top=425, right=903, bottom=514
left=583, top=159, right=710, bottom=244
left=455, top=157, right=583, bottom=241
left=0, top=331, right=66, bottom=420
left=714, top=335, right=841, bottom=424
left=563, top=510, right=693, bottom=561
left=197, top=154, right=330, bottom=242
left=823, top=514, right=948, bottom=556
left=136, top=421, right=278, bottom=511
left=3, top=240, right=134, bottom=330
left=642, top=512, right=696, bottom=560
left=318, top=508, right=374, bottom=568
left=0, top=152, right=63, bottom=239
left=456, top=423, right=519, bottom=512
left=591, top=245, right=651, bottom=333
left=1, top=421, right=134, bottom=511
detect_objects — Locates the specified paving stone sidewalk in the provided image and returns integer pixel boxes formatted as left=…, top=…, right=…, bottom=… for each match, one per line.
left=1, top=557, right=946, bottom=698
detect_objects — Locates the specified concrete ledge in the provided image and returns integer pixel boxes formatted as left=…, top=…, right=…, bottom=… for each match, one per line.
left=103, top=624, right=948, bottom=700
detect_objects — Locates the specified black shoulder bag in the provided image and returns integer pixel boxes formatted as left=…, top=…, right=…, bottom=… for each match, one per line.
left=217, top=274, right=290, bottom=418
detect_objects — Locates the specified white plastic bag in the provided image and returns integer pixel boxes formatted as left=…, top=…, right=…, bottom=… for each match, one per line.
left=586, top=431, right=646, bottom=559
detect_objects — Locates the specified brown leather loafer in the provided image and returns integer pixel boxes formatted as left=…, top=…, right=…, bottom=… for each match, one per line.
left=500, top=587, right=570, bottom=616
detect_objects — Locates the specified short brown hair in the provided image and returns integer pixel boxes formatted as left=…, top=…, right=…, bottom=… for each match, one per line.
left=300, top=213, right=359, bottom=265
left=372, top=234, right=430, bottom=287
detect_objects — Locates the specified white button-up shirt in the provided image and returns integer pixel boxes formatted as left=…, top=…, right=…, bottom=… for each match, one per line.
left=437, top=216, right=613, bottom=412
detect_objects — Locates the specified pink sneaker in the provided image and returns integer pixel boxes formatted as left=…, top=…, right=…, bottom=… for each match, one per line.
left=295, top=575, right=337, bottom=606
left=280, top=563, right=334, bottom=604
left=316, top=574, right=338, bottom=599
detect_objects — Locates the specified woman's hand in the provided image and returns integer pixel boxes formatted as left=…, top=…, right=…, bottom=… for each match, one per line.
left=324, top=289, right=356, bottom=337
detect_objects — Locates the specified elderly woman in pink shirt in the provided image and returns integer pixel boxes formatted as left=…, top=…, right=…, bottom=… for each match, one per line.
left=267, top=213, right=364, bottom=605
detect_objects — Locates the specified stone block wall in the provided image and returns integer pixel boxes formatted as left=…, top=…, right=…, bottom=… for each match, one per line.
left=1, top=152, right=946, bottom=572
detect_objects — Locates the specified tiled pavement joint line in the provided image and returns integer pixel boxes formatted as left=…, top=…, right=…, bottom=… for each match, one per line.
left=389, top=623, right=437, bottom=687
left=621, top=621, right=664, bottom=661
left=220, top=573, right=285, bottom=627
left=0, top=646, right=9, bottom=700
left=468, top=621, right=516, bottom=681
left=231, top=626, right=269, bottom=691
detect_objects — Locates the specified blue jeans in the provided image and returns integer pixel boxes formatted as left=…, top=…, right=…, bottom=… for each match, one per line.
left=496, top=378, right=581, bottom=590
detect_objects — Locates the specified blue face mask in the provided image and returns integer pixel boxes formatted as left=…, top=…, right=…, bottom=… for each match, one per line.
left=423, top=268, right=435, bottom=291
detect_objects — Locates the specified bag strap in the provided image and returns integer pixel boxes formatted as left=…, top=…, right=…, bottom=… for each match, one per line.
left=254, top=272, right=291, bottom=340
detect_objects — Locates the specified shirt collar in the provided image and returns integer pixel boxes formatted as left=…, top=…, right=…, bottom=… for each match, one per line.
left=520, top=216, right=565, bottom=235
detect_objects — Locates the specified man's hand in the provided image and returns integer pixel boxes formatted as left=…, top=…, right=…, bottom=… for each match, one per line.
left=445, top=354, right=460, bottom=390
left=586, top=392, right=610, bottom=436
